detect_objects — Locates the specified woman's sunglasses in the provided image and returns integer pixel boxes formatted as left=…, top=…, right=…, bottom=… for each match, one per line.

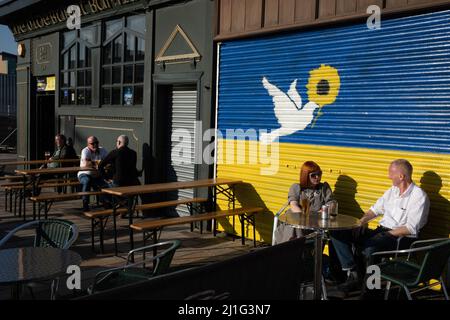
left=309, top=171, right=322, bottom=178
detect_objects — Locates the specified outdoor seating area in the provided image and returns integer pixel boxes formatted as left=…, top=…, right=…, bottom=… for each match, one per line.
left=1, top=155, right=449, bottom=301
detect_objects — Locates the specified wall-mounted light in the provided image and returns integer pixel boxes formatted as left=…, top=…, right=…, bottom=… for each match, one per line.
left=17, top=43, right=26, bottom=57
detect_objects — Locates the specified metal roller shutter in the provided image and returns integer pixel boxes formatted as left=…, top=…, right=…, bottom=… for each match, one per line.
left=216, top=9, right=450, bottom=241
left=168, top=85, right=197, bottom=216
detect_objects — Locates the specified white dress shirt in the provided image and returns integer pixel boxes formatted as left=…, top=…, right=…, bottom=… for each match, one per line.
left=370, top=182, right=430, bottom=236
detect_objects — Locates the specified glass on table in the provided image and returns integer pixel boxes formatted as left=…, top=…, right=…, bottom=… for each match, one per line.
left=327, top=200, right=338, bottom=217
left=44, top=151, right=51, bottom=160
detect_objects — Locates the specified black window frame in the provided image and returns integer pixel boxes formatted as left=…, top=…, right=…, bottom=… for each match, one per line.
left=101, top=15, right=146, bottom=107
left=60, top=27, right=96, bottom=107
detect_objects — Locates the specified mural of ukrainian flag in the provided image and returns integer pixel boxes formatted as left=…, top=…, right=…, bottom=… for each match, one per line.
left=215, top=9, right=450, bottom=243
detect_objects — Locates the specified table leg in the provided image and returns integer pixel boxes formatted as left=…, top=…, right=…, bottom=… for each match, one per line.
left=112, top=197, right=118, bottom=256
left=127, top=196, right=135, bottom=250
left=22, top=175, right=27, bottom=221
left=31, top=175, right=37, bottom=220
left=314, top=230, right=323, bottom=300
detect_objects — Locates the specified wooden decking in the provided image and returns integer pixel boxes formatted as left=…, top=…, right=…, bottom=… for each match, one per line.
left=0, top=182, right=262, bottom=300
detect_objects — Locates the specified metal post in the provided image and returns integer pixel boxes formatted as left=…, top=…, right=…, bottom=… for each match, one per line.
left=314, top=230, right=323, bottom=300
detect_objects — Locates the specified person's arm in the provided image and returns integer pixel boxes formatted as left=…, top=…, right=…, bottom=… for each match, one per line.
left=98, top=149, right=115, bottom=172
left=288, top=184, right=302, bottom=212
left=290, top=201, right=302, bottom=213
left=80, top=149, right=91, bottom=168
left=359, top=210, right=377, bottom=225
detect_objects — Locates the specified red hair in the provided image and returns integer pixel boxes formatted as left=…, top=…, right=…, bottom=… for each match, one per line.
left=300, top=161, right=322, bottom=188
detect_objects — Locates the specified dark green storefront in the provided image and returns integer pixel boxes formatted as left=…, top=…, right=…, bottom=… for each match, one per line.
left=0, top=0, right=216, bottom=207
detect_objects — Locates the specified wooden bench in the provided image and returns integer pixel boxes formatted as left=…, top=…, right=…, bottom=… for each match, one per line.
left=83, top=197, right=208, bottom=254
left=3, top=179, right=81, bottom=216
left=131, top=206, right=264, bottom=248
left=29, top=191, right=104, bottom=220
left=0, top=175, right=23, bottom=181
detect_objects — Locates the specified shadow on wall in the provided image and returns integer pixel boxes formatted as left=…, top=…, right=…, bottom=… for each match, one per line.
left=216, top=182, right=273, bottom=244
left=419, top=171, right=450, bottom=239
left=333, top=175, right=364, bottom=219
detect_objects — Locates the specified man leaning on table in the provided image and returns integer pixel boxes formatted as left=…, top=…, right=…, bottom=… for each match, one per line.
left=78, top=136, right=109, bottom=211
left=330, top=159, right=430, bottom=292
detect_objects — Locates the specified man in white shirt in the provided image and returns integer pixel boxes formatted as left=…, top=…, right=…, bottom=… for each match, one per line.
left=78, top=136, right=109, bottom=211
left=330, top=159, right=430, bottom=290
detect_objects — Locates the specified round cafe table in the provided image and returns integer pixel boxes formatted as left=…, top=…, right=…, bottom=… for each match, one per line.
left=279, top=209, right=361, bottom=300
left=0, top=247, right=82, bottom=299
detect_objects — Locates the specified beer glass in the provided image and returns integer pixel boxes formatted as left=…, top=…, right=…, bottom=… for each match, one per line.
left=327, top=200, right=338, bottom=217
left=300, top=198, right=310, bottom=215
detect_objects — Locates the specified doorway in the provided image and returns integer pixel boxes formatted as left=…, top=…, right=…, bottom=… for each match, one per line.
left=33, top=91, right=55, bottom=160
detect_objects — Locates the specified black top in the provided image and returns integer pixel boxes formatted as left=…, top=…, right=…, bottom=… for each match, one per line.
left=99, top=146, right=140, bottom=186
left=0, top=247, right=82, bottom=285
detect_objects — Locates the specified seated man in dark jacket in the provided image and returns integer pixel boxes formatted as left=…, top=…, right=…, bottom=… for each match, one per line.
left=46, top=134, right=78, bottom=168
left=98, top=135, right=140, bottom=187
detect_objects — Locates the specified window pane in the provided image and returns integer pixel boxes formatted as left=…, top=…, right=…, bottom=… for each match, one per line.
left=136, top=38, right=145, bottom=61
left=123, top=86, right=133, bottom=105
left=70, top=71, right=75, bottom=87
left=77, top=89, right=85, bottom=105
left=86, top=70, right=92, bottom=86
left=61, top=90, right=68, bottom=105
left=112, top=66, right=121, bottom=84
left=134, top=86, right=143, bottom=105
left=85, top=89, right=92, bottom=105
left=78, top=43, right=85, bottom=68
left=63, top=52, right=69, bottom=70
left=103, top=42, right=112, bottom=64
left=64, top=30, right=76, bottom=47
left=124, top=65, right=133, bottom=83
left=62, top=72, right=69, bottom=87
left=113, top=35, right=123, bottom=63
left=85, top=47, right=91, bottom=67
left=111, top=87, right=121, bottom=105
left=80, top=26, right=96, bottom=45
left=102, top=88, right=111, bottom=105
left=125, top=33, right=135, bottom=62
left=103, top=67, right=111, bottom=84
left=69, top=45, right=76, bottom=69
left=69, top=89, right=76, bottom=105
left=77, top=71, right=85, bottom=86
left=135, top=64, right=144, bottom=83
left=105, top=18, right=123, bottom=40
left=127, top=15, right=145, bottom=33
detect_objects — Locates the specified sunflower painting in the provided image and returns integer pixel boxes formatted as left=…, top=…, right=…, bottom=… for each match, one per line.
left=306, top=64, right=341, bottom=127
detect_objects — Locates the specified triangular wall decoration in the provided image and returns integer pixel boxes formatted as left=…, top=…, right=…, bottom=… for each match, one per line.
left=155, top=25, right=201, bottom=65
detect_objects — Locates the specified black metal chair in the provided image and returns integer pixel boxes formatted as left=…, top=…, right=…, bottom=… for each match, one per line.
left=0, top=219, right=79, bottom=299
left=371, top=238, right=450, bottom=300
left=89, top=240, right=181, bottom=294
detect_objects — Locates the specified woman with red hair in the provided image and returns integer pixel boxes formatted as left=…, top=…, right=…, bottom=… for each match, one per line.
left=288, top=161, right=334, bottom=214
left=274, top=161, right=334, bottom=244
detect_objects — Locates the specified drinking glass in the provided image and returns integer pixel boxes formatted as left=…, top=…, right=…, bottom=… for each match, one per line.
left=327, top=200, right=338, bottom=217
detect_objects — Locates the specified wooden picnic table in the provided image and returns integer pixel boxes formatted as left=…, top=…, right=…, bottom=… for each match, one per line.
left=0, top=159, right=79, bottom=166
left=101, top=178, right=243, bottom=251
left=14, top=166, right=96, bottom=221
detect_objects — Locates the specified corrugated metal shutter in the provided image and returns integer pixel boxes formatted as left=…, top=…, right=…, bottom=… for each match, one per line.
left=216, top=9, right=450, bottom=242
left=0, top=74, right=16, bottom=117
left=168, top=85, right=197, bottom=216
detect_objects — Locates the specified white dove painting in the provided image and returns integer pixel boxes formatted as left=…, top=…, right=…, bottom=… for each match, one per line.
left=260, top=64, right=341, bottom=144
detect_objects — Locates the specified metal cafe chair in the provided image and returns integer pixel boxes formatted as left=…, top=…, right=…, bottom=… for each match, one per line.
left=89, top=240, right=181, bottom=294
left=370, top=238, right=450, bottom=300
left=0, top=219, right=78, bottom=250
left=0, top=219, right=79, bottom=299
